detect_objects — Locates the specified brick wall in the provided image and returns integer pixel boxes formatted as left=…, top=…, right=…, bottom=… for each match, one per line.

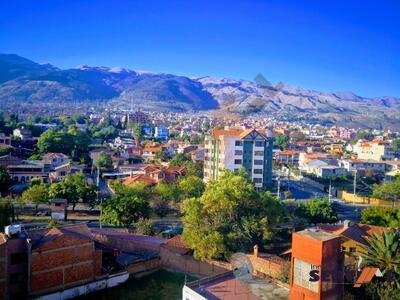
left=30, top=235, right=102, bottom=296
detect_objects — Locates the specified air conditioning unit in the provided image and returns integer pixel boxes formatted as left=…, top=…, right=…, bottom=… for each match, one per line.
left=5, top=224, right=22, bottom=237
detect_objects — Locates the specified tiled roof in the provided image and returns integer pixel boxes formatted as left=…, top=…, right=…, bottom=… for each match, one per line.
left=162, top=234, right=190, bottom=254
left=354, top=267, right=380, bottom=287
left=123, top=174, right=157, bottom=186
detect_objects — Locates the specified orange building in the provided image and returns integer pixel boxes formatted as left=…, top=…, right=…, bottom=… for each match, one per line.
left=290, top=229, right=344, bottom=300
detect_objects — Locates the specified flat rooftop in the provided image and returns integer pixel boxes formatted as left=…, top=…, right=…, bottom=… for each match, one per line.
left=187, top=271, right=289, bottom=300
left=296, top=229, right=338, bottom=242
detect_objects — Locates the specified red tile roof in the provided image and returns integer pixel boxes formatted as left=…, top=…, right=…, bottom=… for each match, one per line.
left=162, top=234, right=190, bottom=254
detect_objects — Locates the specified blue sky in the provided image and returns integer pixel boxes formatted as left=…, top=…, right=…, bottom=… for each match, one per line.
left=1, top=0, right=399, bottom=97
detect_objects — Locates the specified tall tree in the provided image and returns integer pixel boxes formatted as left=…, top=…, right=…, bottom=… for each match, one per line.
left=0, top=166, right=12, bottom=193
left=21, top=184, right=49, bottom=212
left=295, top=198, right=338, bottom=224
left=181, top=170, right=284, bottom=260
left=100, top=192, right=150, bottom=229
left=94, top=152, right=113, bottom=172
left=0, top=197, right=15, bottom=230
left=49, top=173, right=96, bottom=210
left=178, top=175, right=205, bottom=198
left=360, top=206, right=400, bottom=227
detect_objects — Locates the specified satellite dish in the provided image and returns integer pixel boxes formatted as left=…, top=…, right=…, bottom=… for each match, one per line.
left=231, top=252, right=254, bottom=283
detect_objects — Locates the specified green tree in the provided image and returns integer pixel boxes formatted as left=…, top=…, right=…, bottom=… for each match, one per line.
left=178, top=176, right=205, bottom=198
left=152, top=198, right=170, bottom=219
left=181, top=170, right=284, bottom=260
left=373, top=177, right=400, bottom=203
left=94, top=152, right=113, bottom=172
left=295, top=198, right=338, bottom=224
left=100, top=193, right=150, bottom=229
left=128, top=122, right=143, bottom=146
left=0, top=146, right=12, bottom=156
left=135, top=218, right=155, bottom=235
left=0, top=197, right=15, bottom=230
left=361, top=230, right=400, bottom=298
left=169, top=154, right=203, bottom=178
left=30, top=178, right=41, bottom=186
left=154, top=150, right=168, bottom=162
left=49, top=173, right=96, bottom=210
left=360, top=206, right=400, bottom=227
left=37, top=129, right=75, bottom=154
left=155, top=183, right=179, bottom=202
left=0, top=166, right=12, bottom=193
left=21, top=184, right=49, bottom=212
left=274, top=133, right=290, bottom=150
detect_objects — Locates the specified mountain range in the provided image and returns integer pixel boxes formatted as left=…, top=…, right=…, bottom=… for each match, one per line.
left=1, top=53, right=399, bottom=129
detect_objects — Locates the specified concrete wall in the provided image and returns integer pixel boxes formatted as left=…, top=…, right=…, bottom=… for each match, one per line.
left=341, top=191, right=400, bottom=207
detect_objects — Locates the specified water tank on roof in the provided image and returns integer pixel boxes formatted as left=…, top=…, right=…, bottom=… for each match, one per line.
left=5, top=224, right=22, bottom=237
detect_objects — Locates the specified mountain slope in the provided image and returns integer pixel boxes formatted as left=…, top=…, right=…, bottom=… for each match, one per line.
left=0, top=54, right=399, bottom=129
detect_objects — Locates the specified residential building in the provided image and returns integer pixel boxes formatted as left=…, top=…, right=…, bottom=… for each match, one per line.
left=42, top=153, right=69, bottom=169
left=48, top=162, right=84, bottom=182
left=355, top=139, right=395, bottom=161
left=204, top=128, right=274, bottom=189
left=276, top=150, right=301, bottom=165
left=0, top=133, right=11, bottom=146
left=7, top=161, right=48, bottom=183
left=154, top=127, right=169, bottom=140
left=290, top=229, right=343, bottom=300
left=128, top=111, right=149, bottom=124
left=341, top=159, right=386, bottom=174
left=13, top=128, right=32, bottom=141
left=0, top=224, right=103, bottom=300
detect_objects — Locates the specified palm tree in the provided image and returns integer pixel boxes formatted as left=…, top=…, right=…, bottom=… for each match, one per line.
left=361, top=230, right=400, bottom=287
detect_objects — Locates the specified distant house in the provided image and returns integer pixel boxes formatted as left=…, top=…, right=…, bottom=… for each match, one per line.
left=275, top=150, right=301, bottom=165
left=13, top=127, right=32, bottom=140
left=154, top=127, right=169, bottom=140
left=42, top=153, right=69, bottom=169
left=0, top=133, right=11, bottom=146
left=355, top=139, right=395, bottom=161
left=49, top=162, right=84, bottom=182
left=7, top=160, right=47, bottom=183
left=341, top=159, right=386, bottom=174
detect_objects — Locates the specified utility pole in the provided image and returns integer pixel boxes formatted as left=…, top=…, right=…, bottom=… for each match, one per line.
left=328, top=177, right=332, bottom=202
left=353, top=169, right=357, bottom=196
left=277, top=176, right=281, bottom=200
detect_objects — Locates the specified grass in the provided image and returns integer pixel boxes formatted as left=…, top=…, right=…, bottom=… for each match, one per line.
left=78, top=269, right=197, bottom=300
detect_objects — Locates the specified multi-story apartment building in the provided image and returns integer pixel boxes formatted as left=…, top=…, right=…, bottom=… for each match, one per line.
left=355, top=139, right=395, bottom=161
left=204, top=128, right=274, bottom=189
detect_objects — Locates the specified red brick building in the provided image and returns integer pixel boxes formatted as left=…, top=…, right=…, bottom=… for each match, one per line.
left=0, top=224, right=103, bottom=299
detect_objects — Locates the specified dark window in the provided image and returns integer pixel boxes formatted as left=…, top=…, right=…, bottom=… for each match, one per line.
left=235, top=141, right=242, bottom=146
left=253, top=178, right=262, bottom=183
left=349, top=247, right=357, bottom=253
left=9, top=273, right=25, bottom=284
left=254, top=160, right=263, bottom=165
left=255, top=141, right=264, bottom=147
left=234, top=150, right=243, bottom=155
left=253, top=169, right=263, bottom=174
left=10, top=252, right=27, bottom=265
left=254, top=151, right=264, bottom=156
left=234, top=159, right=242, bottom=165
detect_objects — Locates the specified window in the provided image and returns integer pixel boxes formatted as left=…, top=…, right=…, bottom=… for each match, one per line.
left=9, top=273, right=25, bottom=284
left=234, top=159, right=242, bottom=165
left=255, top=141, right=264, bottom=147
left=10, top=252, right=27, bottom=265
left=254, top=151, right=264, bottom=156
left=235, top=141, right=242, bottom=146
left=253, top=169, right=263, bottom=174
left=253, top=178, right=262, bottom=183
left=349, top=247, right=357, bottom=253
left=254, top=160, right=263, bottom=165
left=234, top=150, right=243, bottom=155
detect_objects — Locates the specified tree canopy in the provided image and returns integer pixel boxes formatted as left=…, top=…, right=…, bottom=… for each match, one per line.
left=100, top=187, right=150, bottom=229
left=0, top=166, right=12, bottom=193
left=49, top=173, right=96, bottom=210
left=373, top=177, right=400, bottom=202
left=94, top=151, right=113, bottom=171
left=295, top=198, right=338, bottom=224
left=169, top=154, right=203, bottom=178
left=274, top=133, right=290, bottom=150
left=360, top=206, right=400, bottom=227
left=178, top=175, right=205, bottom=198
left=21, top=184, right=50, bottom=210
left=181, top=170, right=285, bottom=260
